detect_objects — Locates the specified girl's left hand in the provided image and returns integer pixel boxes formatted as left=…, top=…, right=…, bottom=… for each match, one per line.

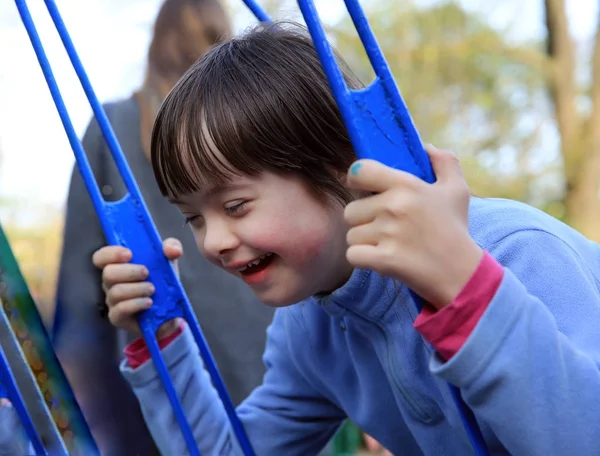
left=344, top=145, right=483, bottom=309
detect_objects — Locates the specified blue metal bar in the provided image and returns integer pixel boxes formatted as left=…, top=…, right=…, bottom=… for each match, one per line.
left=241, top=0, right=272, bottom=22
left=0, top=347, right=45, bottom=455
left=296, top=1, right=490, bottom=454
left=14, top=0, right=255, bottom=454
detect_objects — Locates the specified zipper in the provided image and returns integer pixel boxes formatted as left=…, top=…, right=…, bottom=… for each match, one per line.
left=377, top=321, right=434, bottom=422
left=346, top=310, right=433, bottom=422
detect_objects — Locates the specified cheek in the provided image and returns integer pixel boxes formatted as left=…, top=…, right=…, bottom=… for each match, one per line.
left=291, top=223, right=334, bottom=264
left=250, top=211, right=336, bottom=264
left=240, top=219, right=290, bottom=250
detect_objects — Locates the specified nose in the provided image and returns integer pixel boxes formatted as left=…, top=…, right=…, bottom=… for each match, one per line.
left=201, top=219, right=240, bottom=260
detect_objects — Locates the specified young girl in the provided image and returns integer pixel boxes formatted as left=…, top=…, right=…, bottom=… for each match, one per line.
left=93, top=22, right=600, bottom=455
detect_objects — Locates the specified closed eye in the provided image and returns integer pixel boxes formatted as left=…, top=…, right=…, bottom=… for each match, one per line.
left=183, top=215, right=202, bottom=226
left=225, top=201, right=248, bottom=216
left=183, top=201, right=248, bottom=226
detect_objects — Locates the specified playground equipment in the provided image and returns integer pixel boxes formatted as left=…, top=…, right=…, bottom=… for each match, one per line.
left=3, top=0, right=490, bottom=454
left=0, top=224, right=96, bottom=455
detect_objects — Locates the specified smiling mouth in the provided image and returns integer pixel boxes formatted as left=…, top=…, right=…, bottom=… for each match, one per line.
left=238, top=253, right=274, bottom=275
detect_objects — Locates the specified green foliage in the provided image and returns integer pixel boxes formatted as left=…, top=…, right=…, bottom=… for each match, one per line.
left=330, top=1, right=553, bottom=205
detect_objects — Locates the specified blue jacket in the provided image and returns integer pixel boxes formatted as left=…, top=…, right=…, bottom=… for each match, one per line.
left=120, top=197, right=600, bottom=455
left=0, top=404, right=33, bottom=455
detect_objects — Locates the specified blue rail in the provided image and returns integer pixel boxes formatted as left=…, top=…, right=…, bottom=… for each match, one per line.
left=0, top=347, right=45, bottom=455
left=241, top=0, right=272, bottom=23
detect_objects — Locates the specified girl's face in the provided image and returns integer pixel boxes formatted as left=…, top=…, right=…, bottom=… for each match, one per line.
left=172, top=170, right=354, bottom=306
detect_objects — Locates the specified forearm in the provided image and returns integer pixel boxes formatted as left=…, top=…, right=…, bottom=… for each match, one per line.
left=121, top=326, right=246, bottom=455
left=121, top=310, right=344, bottom=455
left=432, top=268, right=600, bottom=455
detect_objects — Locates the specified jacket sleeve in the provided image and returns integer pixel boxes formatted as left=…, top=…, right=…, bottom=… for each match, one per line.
left=431, top=229, right=600, bottom=455
left=0, top=402, right=34, bottom=455
left=121, top=309, right=346, bottom=455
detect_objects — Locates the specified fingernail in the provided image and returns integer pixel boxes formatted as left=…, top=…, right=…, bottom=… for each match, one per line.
left=140, top=267, right=149, bottom=278
left=350, top=162, right=362, bottom=176
left=146, top=285, right=155, bottom=296
left=142, top=298, right=152, bottom=307
left=120, top=251, right=132, bottom=261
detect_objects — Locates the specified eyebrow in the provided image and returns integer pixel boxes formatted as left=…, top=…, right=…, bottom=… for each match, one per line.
left=167, top=183, right=243, bottom=205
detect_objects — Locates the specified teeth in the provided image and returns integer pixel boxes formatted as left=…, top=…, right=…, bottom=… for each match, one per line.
left=237, top=253, right=272, bottom=272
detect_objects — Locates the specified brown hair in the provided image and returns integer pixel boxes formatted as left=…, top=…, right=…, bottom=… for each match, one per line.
left=151, top=21, right=363, bottom=204
left=136, top=0, right=231, bottom=159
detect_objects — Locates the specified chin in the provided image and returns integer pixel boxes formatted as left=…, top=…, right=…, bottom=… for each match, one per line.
left=254, top=287, right=309, bottom=308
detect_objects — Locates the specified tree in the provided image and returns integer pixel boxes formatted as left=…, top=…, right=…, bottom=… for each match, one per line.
left=332, top=2, right=551, bottom=205
left=544, top=0, right=600, bottom=239
left=2, top=203, right=64, bottom=325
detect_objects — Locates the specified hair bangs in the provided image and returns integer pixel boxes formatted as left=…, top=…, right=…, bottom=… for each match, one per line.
left=152, top=35, right=299, bottom=198
left=151, top=80, right=247, bottom=197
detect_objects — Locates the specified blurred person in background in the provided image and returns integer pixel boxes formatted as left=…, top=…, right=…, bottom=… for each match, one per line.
left=51, top=1, right=275, bottom=454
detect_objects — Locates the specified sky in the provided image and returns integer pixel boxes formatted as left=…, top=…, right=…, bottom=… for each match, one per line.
left=0, top=0, right=597, bottom=215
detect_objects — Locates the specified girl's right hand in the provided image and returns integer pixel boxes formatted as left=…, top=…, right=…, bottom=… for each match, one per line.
left=92, top=237, right=184, bottom=337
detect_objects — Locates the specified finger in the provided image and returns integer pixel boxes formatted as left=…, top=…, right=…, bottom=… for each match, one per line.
left=346, top=224, right=379, bottom=247
left=106, top=282, right=155, bottom=307
left=344, top=192, right=387, bottom=226
left=163, top=237, right=183, bottom=261
left=345, top=199, right=375, bottom=227
left=108, top=298, right=151, bottom=329
left=346, top=159, right=421, bottom=194
left=92, top=246, right=132, bottom=269
left=103, top=263, right=149, bottom=288
left=346, top=244, right=388, bottom=271
left=363, top=434, right=383, bottom=452
left=425, top=144, right=463, bottom=184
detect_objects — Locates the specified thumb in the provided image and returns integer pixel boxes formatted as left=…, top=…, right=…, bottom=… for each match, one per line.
left=425, top=144, right=463, bottom=183
left=163, top=237, right=183, bottom=261
left=163, top=238, right=182, bottom=277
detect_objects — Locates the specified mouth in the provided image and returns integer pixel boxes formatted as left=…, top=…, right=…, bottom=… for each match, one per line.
left=237, top=252, right=275, bottom=276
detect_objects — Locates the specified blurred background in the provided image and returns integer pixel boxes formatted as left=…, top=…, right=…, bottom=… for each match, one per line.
left=0, top=0, right=598, bottom=453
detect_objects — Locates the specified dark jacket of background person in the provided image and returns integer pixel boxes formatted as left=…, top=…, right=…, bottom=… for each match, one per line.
left=51, top=1, right=275, bottom=454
